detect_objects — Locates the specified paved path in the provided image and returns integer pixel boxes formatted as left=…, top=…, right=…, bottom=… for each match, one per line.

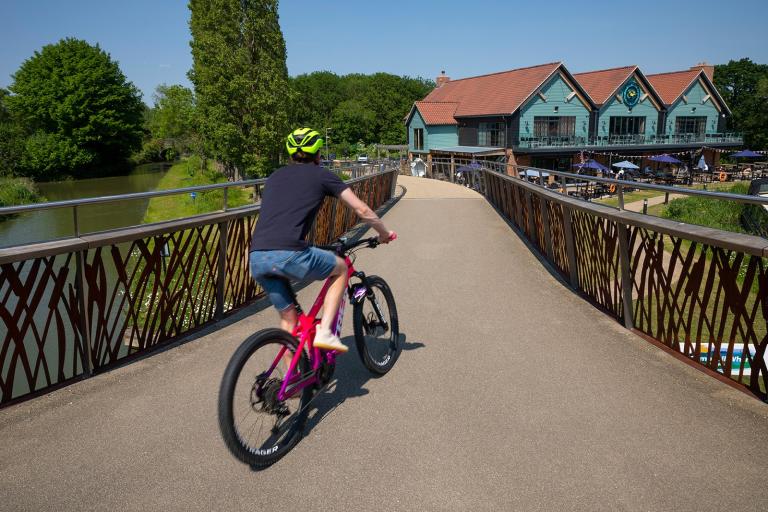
left=622, top=193, right=686, bottom=212
left=2, top=176, right=767, bottom=511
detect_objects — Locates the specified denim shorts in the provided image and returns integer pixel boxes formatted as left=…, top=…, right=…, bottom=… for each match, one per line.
left=249, top=247, right=338, bottom=311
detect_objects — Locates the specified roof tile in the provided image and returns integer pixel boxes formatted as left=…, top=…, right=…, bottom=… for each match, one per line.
left=422, top=62, right=562, bottom=117
left=414, top=101, right=459, bottom=125
left=573, top=66, right=636, bottom=105
left=645, top=69, right=701, bottom=105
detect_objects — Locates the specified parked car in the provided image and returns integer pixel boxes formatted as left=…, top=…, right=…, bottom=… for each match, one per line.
left=357, top=154, right=368, bottom=163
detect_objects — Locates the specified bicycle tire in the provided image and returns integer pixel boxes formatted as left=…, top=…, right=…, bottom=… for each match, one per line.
left=218, top=328, right=312, bottom=469
left=353, top=275, right=400, bottom=375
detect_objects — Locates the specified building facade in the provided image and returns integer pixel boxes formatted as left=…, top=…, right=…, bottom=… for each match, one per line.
left=405, top=62, right=739, bottom=172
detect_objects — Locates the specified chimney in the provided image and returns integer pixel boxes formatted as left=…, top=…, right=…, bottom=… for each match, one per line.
left=691, top=62, right=714, bottom=81
left=436, top=70, right=450, bottom=88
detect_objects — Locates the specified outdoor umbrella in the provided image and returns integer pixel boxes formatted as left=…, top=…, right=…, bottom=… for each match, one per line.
left=730, top=149, right=762, bottom=179
left=612, top=160, right=639, bottom=169
left=572, top=159, right=609, bottom=172
left=696, top=155, right=709, bottom=171
left=730, top=149, right=762, bottom=158
left=649, top=154, right=682, bottom=164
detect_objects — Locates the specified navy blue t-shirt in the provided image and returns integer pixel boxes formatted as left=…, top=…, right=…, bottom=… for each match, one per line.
left=250, top=163, right=349, bottom=251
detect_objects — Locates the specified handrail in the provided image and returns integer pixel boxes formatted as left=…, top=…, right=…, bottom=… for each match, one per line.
left=432, top=157, right=768, bottom=208
left=0, top=163, right=395, bottom=217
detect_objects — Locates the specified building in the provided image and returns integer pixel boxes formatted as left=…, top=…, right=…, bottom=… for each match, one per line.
left=405, top=62, right=739, bottom=174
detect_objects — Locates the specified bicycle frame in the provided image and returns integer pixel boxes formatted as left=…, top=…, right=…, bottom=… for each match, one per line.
left=272, top=255, right=358, bottom=401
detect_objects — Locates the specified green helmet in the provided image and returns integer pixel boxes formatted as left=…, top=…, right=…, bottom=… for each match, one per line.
left=286, top=127, right=324, bottom=156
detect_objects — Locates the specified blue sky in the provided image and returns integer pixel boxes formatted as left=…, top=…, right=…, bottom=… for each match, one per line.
left=3, top=0, right=767, bottom=104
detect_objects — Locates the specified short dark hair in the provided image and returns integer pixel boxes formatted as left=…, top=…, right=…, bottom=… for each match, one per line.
left=291, top=150, right=318, bottom=164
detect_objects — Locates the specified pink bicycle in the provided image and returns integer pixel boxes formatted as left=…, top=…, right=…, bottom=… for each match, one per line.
left=218, top=236, right=399, bottom=468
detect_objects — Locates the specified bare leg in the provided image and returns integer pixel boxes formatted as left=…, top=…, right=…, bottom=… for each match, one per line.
left=319, top=256, right=348, bottom=332
left=278, top=306, right=298, bottom=369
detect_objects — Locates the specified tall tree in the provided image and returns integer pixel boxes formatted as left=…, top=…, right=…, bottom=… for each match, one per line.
left=0, top=88, right=26, bottom=177
left=8, top=38, right=144, bottom=179
left=714, top=58, right=768, bottom=149
left=148, top=84, right=198, bottom=158
left=189, top=0, right=291, bottom=178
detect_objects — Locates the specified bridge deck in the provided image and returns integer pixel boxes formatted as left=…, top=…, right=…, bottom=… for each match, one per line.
left=2, top=176, right=767, bottom=511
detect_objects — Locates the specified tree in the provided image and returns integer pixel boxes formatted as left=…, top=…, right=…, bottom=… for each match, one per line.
left=147, top=84, right=198, bottom=159
left=714, top=58, right=768, bottom=149
left=0, top=89, right=26, bottom=177
left=8, top=38, right=144, bottom=179
left=189, top=0, right=291, bottom=178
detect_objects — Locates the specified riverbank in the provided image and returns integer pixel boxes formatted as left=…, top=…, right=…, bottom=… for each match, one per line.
left=143, top=156, right=249, bottom=224
left=0, top=177, right=44, bottom=219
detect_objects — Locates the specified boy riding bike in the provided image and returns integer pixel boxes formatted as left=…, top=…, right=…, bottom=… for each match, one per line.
left=249, top=127, right=395, bottom=353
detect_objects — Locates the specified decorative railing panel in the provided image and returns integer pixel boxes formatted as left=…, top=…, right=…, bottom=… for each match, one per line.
left=571, top=211, right=623, bottom=318
left=0, top=254, right=86, bottom=402
left=435, top=158, right=768, bottom=400
left=0, top=169, right=398, bottom=406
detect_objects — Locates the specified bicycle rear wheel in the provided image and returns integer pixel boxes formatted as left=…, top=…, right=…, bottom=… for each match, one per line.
left=218, top=328, right=312, bottom=469
left=353, top=275, right=400, bottom=375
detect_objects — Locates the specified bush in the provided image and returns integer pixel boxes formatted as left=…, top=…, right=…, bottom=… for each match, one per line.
left=0, top=177, right=44, bottom=219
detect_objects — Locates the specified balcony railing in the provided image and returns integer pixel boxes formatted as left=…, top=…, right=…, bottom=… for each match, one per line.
left=517, top=133, right=743, bottom=149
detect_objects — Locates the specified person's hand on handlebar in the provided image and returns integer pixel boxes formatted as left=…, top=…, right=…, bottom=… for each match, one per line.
left=378, top=231, right=397, bottom=244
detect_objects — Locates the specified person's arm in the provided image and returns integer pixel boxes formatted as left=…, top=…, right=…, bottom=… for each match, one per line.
left=339, top=188, right=394, bottom=243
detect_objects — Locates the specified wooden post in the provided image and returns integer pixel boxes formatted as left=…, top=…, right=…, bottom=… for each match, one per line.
left=505, top=148, right=519, bottom=177
left=617, top=223, right=635, bottom=329
left=450, top=154, right=455, bottom=183
left=562, top=206, right=579, bottom=289
left=215, top=221, right=228, bottom=320
left=426, top=153, right=433, bottom=179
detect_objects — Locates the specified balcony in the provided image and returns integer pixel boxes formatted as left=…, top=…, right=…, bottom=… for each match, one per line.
left=516, top=133, right=743, bottom=150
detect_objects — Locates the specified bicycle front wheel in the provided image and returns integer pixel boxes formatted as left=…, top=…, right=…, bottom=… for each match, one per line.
left=353, top=275, right=400, bottom=375
left=218, top=328, right=312, bottom=469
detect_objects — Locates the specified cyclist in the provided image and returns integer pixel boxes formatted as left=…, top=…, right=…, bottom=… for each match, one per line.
left=249, top=128, right=395, bottom=353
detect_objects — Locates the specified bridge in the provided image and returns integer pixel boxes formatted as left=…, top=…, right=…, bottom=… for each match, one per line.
left=2, top=168, right=768, bottom=510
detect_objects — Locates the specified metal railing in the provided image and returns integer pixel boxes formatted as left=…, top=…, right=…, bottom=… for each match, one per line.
left=430, top=157, right=768, bottom=212
left=0, top=163, right=390, bottom=241
left=516, top=132, right=743, bottom=149
left=0, top=167, right=399, bottom=407
left=428, top=157, right=768, bottom=400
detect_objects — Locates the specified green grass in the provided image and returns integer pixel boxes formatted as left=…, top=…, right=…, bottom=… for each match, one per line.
left=143, top=156, right=250, bottom=224
left=597, top=181, right=735, bottom=207
left=0, top=177, right=45, bottom=220
left=660, top=182, right=750, bottom=233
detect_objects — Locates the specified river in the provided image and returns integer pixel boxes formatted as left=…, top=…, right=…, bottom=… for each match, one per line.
left=0, top=163, right=170, bottom=248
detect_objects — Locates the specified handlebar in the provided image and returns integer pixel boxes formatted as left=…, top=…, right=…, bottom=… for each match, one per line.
left=316, top=232, right=396, bottom=255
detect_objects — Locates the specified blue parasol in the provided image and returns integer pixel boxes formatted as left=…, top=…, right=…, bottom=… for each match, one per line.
left=730, top=149, right=762, bottom=158
left=572, top=159, right=609, bottom=172
left=649, top=154, right=682, bottom=164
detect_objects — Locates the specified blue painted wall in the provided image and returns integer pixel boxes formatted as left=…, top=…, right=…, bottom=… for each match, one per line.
left=597, top=74, right=661, bottom=137
left=665, top=79, right=721, bottom=135
left=407, top=109, right=458, bottom=152
left=519, top=74, right=591, bottom=139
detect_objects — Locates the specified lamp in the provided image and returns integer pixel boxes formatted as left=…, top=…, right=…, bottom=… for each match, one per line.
left=691, top=106, right=697, bottom=113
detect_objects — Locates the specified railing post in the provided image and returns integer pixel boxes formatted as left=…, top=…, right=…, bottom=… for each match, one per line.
left=223, top=187, right=229, bottom=211
left=617, top=184, right=625, bottom=210
left=617, top=222, right=635, bottom=329
left=561, top=206, right=579, bottom=289
left=540, top=194, right=553, bottom=260
left=215, top=220, right=228, bottom=319
left=75, top=250, right=93, bottom=376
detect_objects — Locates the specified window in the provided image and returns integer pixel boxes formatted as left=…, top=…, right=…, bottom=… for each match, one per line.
left=533, top=116, right=575, bottom=138
left=478, top=122, right=505, bottom=147
left=413, top=128, right=424, bottom=150
left=675, top=116, right=706, bottom=135
left=609, top=116, right=645, bottom=136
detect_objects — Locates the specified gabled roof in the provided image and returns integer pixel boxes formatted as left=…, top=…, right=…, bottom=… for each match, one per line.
left=645, top=69, right=701, bottom=104
left=422, top=62, right=563, bottom=117
left=646, top=68, right=731, bottom=115
left=412, top=101, right=459, bottom=125
left=573, top=66, right=637, bottom=105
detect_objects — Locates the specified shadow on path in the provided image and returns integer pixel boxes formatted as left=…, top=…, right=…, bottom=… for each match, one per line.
left=303, top=333, right=424, bottom=434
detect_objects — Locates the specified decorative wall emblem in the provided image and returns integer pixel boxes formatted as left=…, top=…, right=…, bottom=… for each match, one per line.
left=622, top=81, right=641, bottom=109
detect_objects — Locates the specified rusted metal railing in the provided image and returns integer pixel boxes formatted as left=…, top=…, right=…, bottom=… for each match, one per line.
left=0, top=168, right=398, bottom=407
